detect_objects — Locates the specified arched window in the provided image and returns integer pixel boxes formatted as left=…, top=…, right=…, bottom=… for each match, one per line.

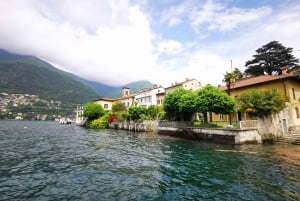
left=296, top=107, right=300, bottom=119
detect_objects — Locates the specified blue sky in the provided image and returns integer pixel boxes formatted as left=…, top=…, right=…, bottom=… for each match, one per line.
left=0, top=0, right=299, bottom=87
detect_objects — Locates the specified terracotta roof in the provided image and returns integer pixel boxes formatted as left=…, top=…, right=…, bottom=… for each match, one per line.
left=93, top=97, right=116, bottom=102
left=219, top=74, right=292, bottom=90
left=165, top=78, right=198, bottom=89
left=115, top=94, right=137, bottom=100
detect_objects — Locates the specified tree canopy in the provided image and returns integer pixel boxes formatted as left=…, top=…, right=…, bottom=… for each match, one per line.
left=233, top=68, right=243, bottom=80
left=128, top=106, right=148, bottom=121
left=245, top=41, right=299, bottom=76
left=163, top=88, right=198, bottom=121
left=112, top=101, right=127, bottom=113
left=83, top=102, right=105, bottom=121
left=197, top=85, right=235, bottom=122
left=236, top=89, right=286, bottom=118
left=223, top=71, right=238, bottom=96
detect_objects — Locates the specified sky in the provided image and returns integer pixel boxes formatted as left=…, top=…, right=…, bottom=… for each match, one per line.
left=0, top=0, right=300, bottom=87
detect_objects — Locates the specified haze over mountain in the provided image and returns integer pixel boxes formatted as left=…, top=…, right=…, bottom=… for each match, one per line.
left=0, top=49, right=153, bottom=101
left=0, top=49, right=154, bottom=119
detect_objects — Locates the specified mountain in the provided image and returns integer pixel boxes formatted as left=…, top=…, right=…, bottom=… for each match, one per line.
left=0, top=49, right=100, bottom=104
left=83, top=79, right=153, bottom=98
left=0, top=49, right=154, bottom=119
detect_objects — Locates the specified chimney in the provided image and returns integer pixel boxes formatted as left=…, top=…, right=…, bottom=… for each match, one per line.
left=281, top=65, right=288, bottom=75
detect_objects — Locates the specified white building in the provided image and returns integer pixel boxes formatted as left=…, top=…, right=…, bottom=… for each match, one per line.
left=135, top=85, right=165, bottom=107
left=75, top=105, right=85, bottom=125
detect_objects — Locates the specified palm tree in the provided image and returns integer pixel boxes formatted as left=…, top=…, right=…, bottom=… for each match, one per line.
left=223, top=72, right=238, bottom=125
left=223, top=72, right=237, bottom=96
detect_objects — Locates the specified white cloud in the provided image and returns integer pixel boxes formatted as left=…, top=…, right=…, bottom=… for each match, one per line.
left=0, top=0, right=299, bottom=90
left=0, top=0, right=160, bottom=86
left=159, top=1, right=191, bottom=27
left=156, top=39, right=184, bottom=55
left=190, top=0, right=272, bottom=33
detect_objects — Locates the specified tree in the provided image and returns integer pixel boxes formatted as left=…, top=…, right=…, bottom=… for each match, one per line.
left=236, top=89, right=286, bottom=118
left=233, top=68, right=243, bottom=80
left=112, top=101, right=127, bottom=113
left=147, top=105, right=159, bottom=120
left=223, top=71, right=238, bottom=124
left=128, top=106, right=147, bottom=121
left=245, top=41, right=299, bottom=76
left=163, top=88, right=198, bottom=121
left=197, top=85, right=235, bottom=123
left=223, top=72, right=238, bottom=96
left=83, top=102, right=105, bottom=121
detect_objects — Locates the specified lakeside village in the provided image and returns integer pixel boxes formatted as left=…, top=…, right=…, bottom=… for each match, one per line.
left=73, top=65, right=300, bottom=145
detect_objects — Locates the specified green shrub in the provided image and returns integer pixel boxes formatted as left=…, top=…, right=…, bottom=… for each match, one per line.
left=89, top=114, right=109, bottom=129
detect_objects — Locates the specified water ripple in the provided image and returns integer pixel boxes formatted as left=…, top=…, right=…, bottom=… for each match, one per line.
left=0, top=120, right=299, bottom=201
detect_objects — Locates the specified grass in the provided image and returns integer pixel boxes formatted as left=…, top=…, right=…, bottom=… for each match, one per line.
left=193, top=121, right=238, bottom=128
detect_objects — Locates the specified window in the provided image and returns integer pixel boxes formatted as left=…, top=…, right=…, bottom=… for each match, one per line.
left=296, top=107, right=300, bottom=119
left=219, top=114, right=224, bottom=120
left=104, top=104, right=108, bottom=109
left=292, top=88, right=296, bottom=100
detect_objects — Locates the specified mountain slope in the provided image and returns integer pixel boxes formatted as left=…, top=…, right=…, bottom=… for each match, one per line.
left=0, top=53, right=100, bottom=104
left=83, top=79, right=153, bottom=98
left=0, top=49, right=157, bottom=120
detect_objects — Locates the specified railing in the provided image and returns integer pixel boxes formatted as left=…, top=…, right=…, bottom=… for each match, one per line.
left=158, top=121, right=193, bottom=128
left=239, top=120, right=257, bottom=129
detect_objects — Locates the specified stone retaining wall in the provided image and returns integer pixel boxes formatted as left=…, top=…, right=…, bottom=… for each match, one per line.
left=108, top=120, right=158, bottom=132
left=157, top=127, right=262, bottom=145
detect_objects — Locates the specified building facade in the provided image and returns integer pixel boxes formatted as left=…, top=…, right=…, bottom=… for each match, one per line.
left=135, top=85, right=165, bottom=107
left=217, top=65, right=300, bottom=132
left=165, top=78, right=202, bottom=94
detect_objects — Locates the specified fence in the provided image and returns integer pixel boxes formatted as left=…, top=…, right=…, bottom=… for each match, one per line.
left=239, top=120, right=257, bottom=129
left=158, top=121, right=193, bottom=128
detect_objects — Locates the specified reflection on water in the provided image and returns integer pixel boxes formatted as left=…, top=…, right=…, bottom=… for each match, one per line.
left=0, top=120, right=299, bottom=200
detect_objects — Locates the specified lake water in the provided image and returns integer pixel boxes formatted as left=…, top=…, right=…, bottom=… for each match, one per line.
left=0, top=120, right=299, bottom=201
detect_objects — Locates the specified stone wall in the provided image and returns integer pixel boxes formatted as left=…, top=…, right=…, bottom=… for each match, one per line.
left=157, top=127, right=262, bottom=144
left=256, top=104, right=293, bottom=138
left=108, top=120, right=158, bottom=132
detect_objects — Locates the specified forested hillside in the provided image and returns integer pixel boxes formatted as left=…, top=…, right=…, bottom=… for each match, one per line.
left=0, top=49, right=154, bottom=119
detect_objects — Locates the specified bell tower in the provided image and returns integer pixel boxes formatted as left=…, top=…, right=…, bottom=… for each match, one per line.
left=122, top=87, right=130, bottom=97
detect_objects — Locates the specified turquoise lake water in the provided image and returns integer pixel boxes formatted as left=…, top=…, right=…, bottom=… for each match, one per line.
left=0, top=120, right=299, bottom=201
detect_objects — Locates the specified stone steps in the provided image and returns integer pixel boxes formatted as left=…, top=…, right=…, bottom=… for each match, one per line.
left=275, top=134, right=300, bottom=145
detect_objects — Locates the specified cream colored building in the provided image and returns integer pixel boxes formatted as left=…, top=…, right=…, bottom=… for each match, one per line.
left=165, top=78, right=202, bottom=94
left=217, top=65, right=300, bottom=132
left=135, top=85, right=165, bottom=107
left=93, top=87, right=136, bottom=110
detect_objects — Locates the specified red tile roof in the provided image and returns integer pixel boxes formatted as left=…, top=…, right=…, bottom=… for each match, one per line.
left=219, top=74, right=292, bottom=90
left=93, top=97, right=115, bottom=102
left=165, top=78, right=198, bottom=89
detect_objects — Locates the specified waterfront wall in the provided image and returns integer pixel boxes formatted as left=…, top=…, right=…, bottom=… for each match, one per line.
left=108, top=120, right=262, bottom=144
left=157, top=126, right=262, bottom=145
left=256, top=107, right=294, bottom=138
left=108, top=120, right=158, bottom=132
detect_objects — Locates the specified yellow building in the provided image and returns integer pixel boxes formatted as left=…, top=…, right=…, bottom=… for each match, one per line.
left=93, top=87, right=136, bottom=111
left=165, top=78, right=202, bottom=94
left=216, top=65, right=300, bottom=132
left=94, top=98, right=115, bottom=111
